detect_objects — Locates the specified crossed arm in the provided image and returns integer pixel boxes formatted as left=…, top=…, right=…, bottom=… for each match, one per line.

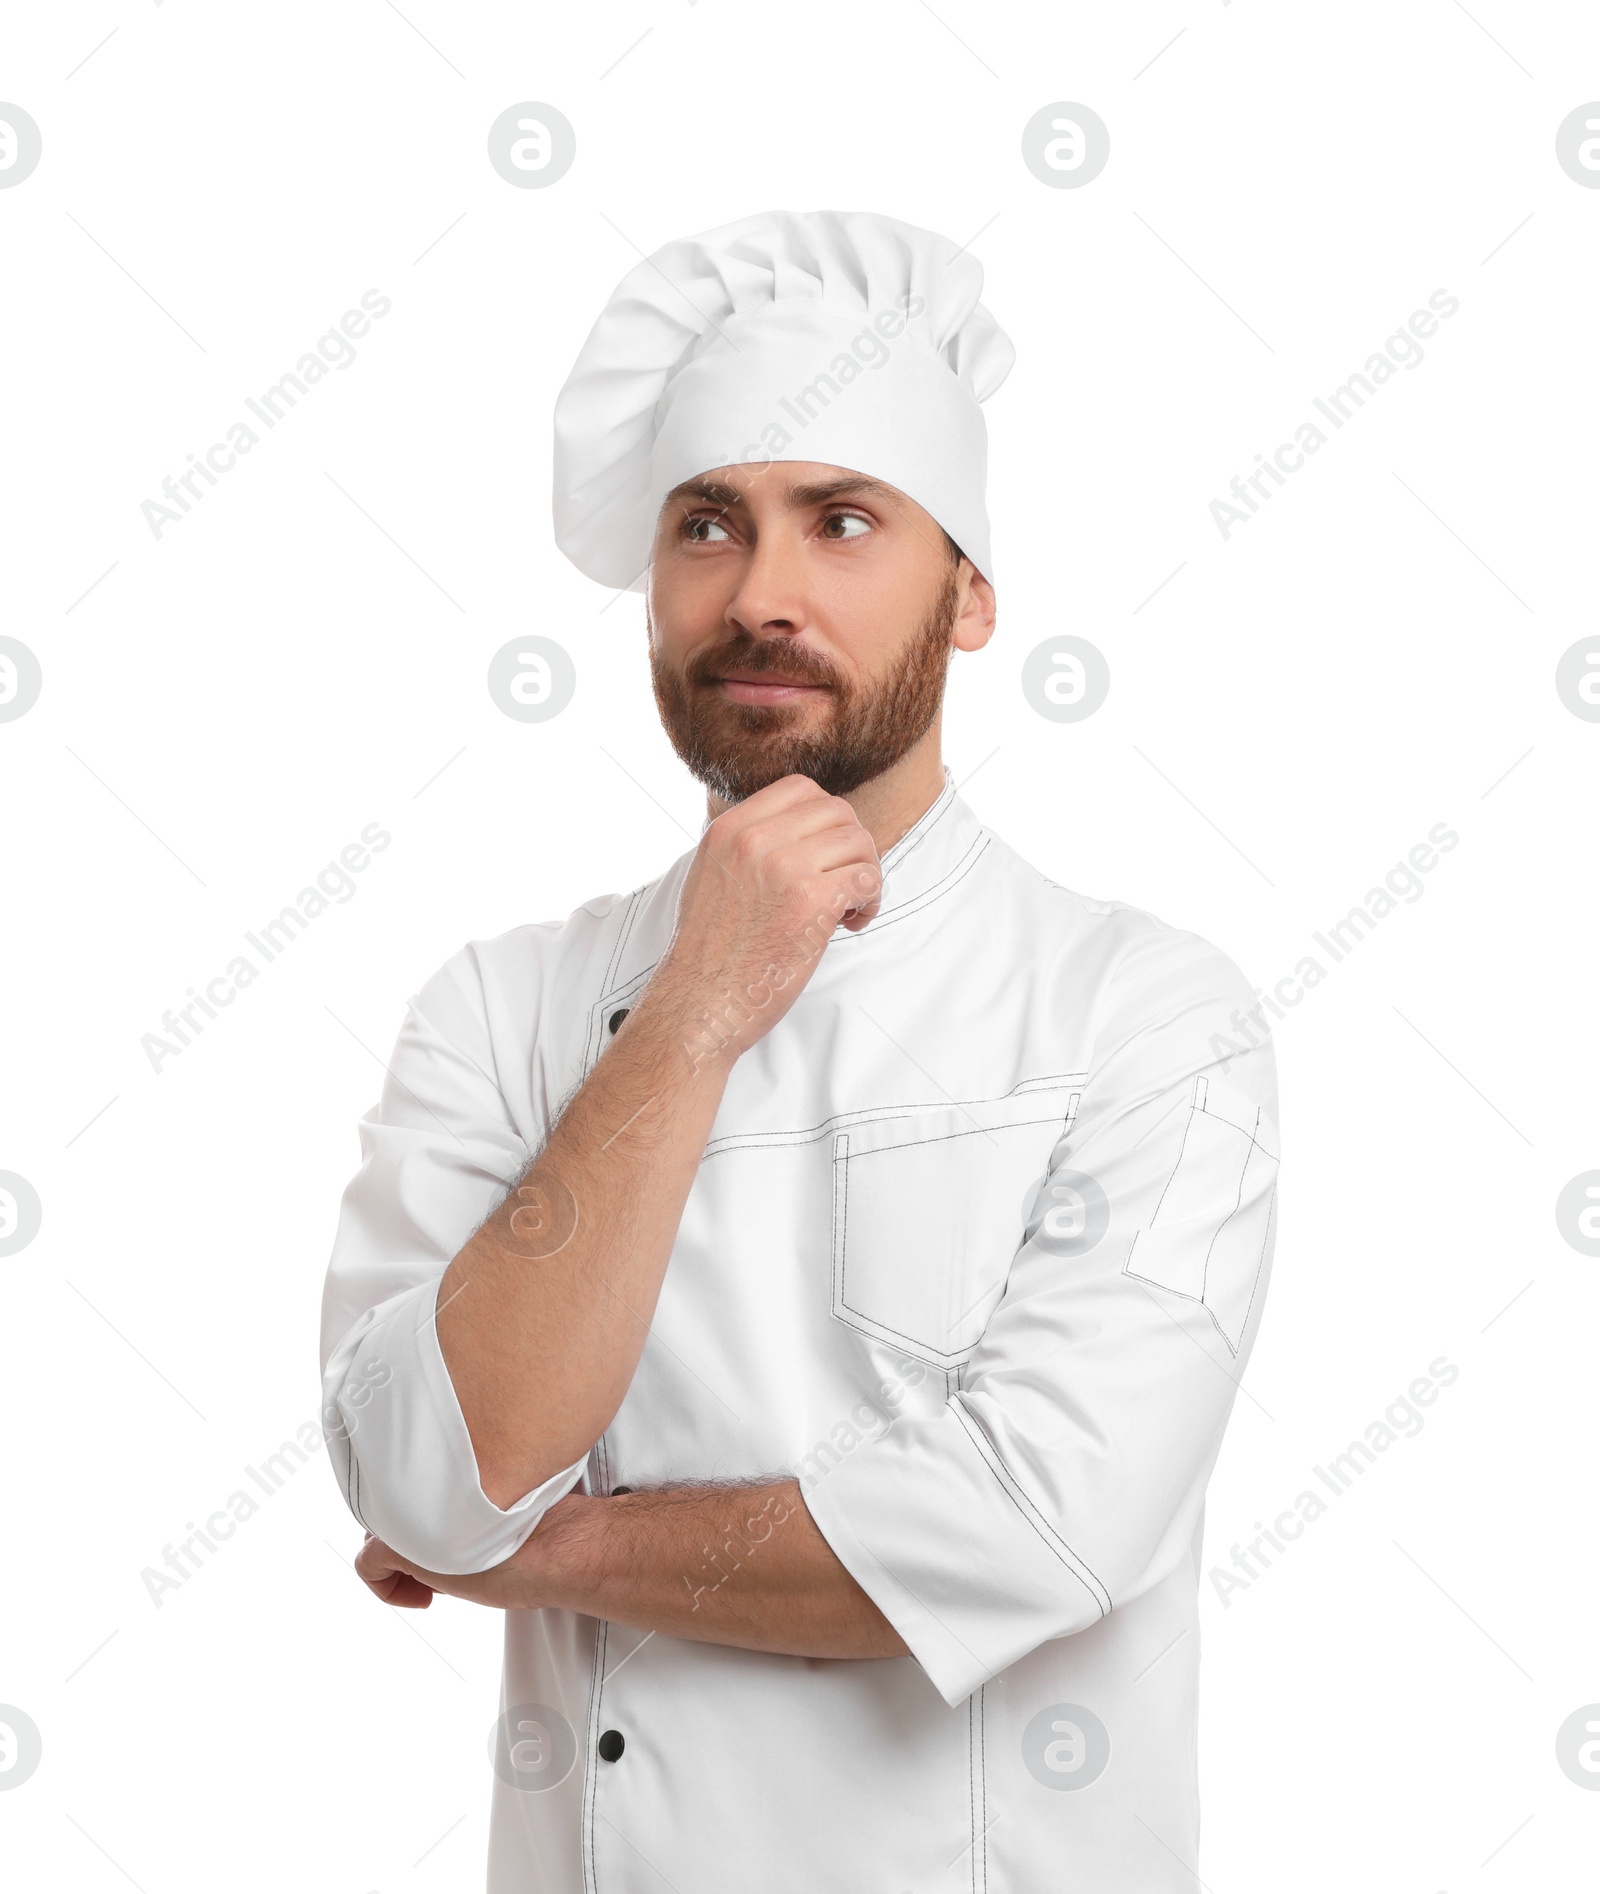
left=354, top=1478, right=909, bottom=1661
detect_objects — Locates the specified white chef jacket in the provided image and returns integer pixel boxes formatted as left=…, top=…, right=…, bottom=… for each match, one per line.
left=319, top=764, right=1280, bottom=1894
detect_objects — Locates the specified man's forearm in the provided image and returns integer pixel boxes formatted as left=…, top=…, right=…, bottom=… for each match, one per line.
left=357, top=1481, right=910, bottom=1662
left=433, top=974, right=733, bottom=1507
left=530, top=1482, right=908, bottom=1659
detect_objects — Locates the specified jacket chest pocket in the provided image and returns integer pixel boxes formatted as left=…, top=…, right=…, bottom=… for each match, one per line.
left=830, top=1079, right=1082, bottom=1369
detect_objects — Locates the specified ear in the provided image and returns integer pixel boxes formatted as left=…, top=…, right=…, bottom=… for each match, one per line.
left=951, top=566, right=996, bottom=655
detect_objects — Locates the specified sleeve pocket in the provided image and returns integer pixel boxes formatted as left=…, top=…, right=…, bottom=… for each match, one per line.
left=1124, top=1074, right=1278, bottom=1355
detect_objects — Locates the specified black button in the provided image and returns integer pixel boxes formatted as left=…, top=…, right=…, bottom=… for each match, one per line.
left=597, top=1729, right=625, bottom=1762
left=611, top=1485, right=633, bottom=1496
left=608, top=1008, right=629, bottom=1034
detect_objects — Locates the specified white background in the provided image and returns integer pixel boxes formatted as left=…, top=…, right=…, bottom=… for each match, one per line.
left=2, top=3, right=1597, bottom=1889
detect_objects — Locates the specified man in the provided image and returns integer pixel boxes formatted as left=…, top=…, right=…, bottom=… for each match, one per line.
left=319, top=209, right=1280, bottom=1892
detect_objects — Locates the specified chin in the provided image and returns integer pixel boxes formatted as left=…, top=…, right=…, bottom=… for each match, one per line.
left=697, top=759, right=807, bottom=804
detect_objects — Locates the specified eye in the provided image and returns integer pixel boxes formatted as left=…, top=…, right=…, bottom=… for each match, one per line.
left=819, top=510, right=872, bottom=541
left=681, top=512, right=734, bottom=543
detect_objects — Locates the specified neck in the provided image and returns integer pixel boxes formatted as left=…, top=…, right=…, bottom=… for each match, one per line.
left=704, top=735, right=948, bottom=861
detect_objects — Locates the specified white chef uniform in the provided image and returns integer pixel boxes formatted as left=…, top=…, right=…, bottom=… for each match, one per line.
left=319, top=765, right=1280, bottom=1893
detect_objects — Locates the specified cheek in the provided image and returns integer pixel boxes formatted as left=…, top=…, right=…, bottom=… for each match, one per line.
left=646, top=585, right=710, bottom=666
left=650, top=553, right=737, bottom=632
left=815, top=557, right=932, bottom=658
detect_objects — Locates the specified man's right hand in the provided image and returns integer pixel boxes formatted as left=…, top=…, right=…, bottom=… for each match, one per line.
left=651, top=776, right=883, bottom=1057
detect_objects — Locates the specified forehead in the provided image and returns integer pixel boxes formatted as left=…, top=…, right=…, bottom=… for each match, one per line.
left=658, top=462, right=911, bottom=515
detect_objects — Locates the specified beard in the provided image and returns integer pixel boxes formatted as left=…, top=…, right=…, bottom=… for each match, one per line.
left=649, top=563, right=961, bottom=804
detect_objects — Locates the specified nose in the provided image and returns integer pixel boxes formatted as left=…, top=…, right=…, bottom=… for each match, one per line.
left=723, top=517, right=812, bottom=643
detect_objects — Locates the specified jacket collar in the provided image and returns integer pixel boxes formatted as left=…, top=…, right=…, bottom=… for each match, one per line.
left=831, top=763, right=989, bottom=939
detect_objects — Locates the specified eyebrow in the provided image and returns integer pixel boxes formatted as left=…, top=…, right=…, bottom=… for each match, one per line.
left=662, top=472, right=903, bottom=513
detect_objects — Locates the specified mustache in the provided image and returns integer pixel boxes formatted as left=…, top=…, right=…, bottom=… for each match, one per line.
left=689, top=640, right=839, bottom=688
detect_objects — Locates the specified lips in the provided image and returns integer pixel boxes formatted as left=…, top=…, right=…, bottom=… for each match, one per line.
left=713, top=673, right=828, bottom=704
left=715, top=670, right=824, bottom=687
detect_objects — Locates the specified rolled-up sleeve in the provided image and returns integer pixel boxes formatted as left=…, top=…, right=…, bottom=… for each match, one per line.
left=318, top=955, right=590, bottom=1573
left=804, top=921, right=1280, bottom=1707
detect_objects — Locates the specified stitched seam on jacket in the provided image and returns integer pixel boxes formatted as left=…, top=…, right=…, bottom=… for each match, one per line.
left=1198, top=1122, right=1255, bottom=1304
left=835, top=833, right=991, bottom=938
left=843, top=1112, right=1073, bottom=1164
left=605, top=887, right=645, bottom=996
left=1148, top=1091, right=1200, bottom=1226
left=883, top=771, right=956, bottom=873
left=980, top=1685, right=989, bottom=1893
left=348, top=1442, right=371, bottom=1533
left=1123, top=1245, right=1244, bottom=1357
left=703, top=1075, right=1086, bottom=1161
left=582, top=1618, right=607, bottom=1894
left=967, top=1694, right=978, bottom=1894
left=949, top=1397, right=1111, bottom=1616
left=586, top=888, right=649, bottom=1075
left=1212, top=1184, right=1276, bottom=1359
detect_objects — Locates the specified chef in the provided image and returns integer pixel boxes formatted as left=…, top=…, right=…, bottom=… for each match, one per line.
left=319, top=208, right=1280, bottom=1893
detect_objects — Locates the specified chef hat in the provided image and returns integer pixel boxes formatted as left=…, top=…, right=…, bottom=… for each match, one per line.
left=551, top=208, right=1015, bottom=593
